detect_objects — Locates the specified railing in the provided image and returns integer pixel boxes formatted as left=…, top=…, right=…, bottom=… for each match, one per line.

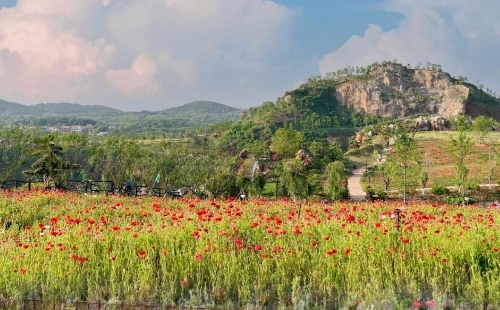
left=0, top=298, right=205, bottom=310
left=0, top=179, right=197, bottom=199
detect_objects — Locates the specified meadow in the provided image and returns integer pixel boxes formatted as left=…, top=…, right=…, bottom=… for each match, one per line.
left=1, top=189, right=500, bottom=309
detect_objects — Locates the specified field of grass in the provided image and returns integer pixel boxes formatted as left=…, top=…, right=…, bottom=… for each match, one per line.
left=352, top=131, right=500, bottom=196
left=2, top=189, right=500, bottom=309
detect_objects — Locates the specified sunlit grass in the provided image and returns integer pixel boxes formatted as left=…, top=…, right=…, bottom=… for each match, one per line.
left=1, top=189, right=500, bottom=308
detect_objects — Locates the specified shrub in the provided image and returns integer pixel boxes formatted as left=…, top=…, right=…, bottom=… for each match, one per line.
left=431, top=185, right=450, bottom=196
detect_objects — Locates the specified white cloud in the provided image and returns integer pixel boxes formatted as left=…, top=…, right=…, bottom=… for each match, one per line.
left=107, top=53, right=160, bottom=96
left=0, top=0, right=296, bottom=110
left=319, top=0, right=500, bottom=95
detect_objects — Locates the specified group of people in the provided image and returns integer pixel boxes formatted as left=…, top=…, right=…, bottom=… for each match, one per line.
left=122, top=182, right=148, bottom=196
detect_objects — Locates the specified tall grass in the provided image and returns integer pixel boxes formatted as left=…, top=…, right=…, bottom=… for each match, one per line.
left=1, top=189, right=500, bottom=309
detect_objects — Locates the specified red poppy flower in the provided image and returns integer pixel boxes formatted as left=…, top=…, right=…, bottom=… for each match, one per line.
left=413, top=300, right=422, bottom=308
left=326, top=249, right=337, bottom=256
left=426, top=300, right=436, bottom=308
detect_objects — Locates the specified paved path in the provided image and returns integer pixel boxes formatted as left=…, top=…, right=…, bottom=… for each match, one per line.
left=347, top=139, right=393, bottom=201
left=348, top=165, right=368, bottom=201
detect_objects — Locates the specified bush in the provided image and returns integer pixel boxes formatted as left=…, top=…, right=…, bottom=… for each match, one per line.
left=431, top=185, right=450, bottom=196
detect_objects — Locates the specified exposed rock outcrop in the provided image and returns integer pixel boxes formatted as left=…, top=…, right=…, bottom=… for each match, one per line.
left=334, top=63, right=470, bottom=119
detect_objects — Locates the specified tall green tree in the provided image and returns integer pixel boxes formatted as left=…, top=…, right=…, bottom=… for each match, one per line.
left=89, top=137, right=142, bottom=188
left=23, top=137, right=80, bottom=189
left=447, top=116, right=473, bottom=196
left=471, top=115, right=496, bottom=144
left=0, top=128, right=39, bottom=186
left=390, top=128, right=421, bottom=204
left=324, top=161, right=348, bottom=200
left=270, top=128, right=305, bottom=158
left=204, top=158, right=238, bottom=198
left=277, top=158, right=310, bottom=200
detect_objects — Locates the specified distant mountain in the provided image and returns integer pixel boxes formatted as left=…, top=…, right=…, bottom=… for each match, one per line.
left=161, top=101, right=240, bottom=114
left=27, top=102, right=121, bottom=115
left=0, top=99, right=242, bottom=133
left=0, top=100, right=121, bottom=118
left=0, top=98, right=31, bottom=115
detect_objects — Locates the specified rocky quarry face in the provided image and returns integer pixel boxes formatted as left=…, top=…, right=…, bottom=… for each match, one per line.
left=334, top=63, right=470, bottom=119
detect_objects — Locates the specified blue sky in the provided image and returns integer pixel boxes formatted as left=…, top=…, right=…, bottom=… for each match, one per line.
left=0, top=0, right=498, bottom=111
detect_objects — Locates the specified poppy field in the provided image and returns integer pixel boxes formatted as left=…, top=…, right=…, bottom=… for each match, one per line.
left=1, top=189, right=500, bottom=309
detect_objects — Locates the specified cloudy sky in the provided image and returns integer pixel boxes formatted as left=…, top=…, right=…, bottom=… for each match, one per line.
left=0, top=0, right=498, bottom=111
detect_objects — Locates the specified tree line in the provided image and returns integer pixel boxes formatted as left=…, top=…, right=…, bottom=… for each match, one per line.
left=0, top=126, right=349, bottom=201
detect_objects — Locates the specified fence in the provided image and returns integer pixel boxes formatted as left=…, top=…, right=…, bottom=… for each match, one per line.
left=0, top=179, right=189, bottom=198
left=0, top=298, right=205, bottom=310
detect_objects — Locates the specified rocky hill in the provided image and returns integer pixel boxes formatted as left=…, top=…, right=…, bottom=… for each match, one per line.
left=332, top=62, right=500, bottom=120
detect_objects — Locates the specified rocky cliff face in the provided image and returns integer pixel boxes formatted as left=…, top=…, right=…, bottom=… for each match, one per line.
left=334, top=63, right=470, bottom=119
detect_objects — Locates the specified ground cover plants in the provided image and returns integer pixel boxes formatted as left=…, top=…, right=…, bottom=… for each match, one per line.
left=1, top=189, right=500, bottom=309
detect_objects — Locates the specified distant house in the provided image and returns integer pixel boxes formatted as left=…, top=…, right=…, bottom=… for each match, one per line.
left=71, top=125, right=83, bottom=133
left=60, top=126, right=71, bottom=133
left=85, top=124, right=94, bottom=134
left=108, top=125, right=117, bottom=132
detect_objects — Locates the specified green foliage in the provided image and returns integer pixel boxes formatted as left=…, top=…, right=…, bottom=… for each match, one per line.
left=0, top=128, right=39, bottom=183
left=23, top=136, right=80, bottom=189
left=324, top=161, right=348, bottom=201
left=270, top=128, right=305, bottom=158
left=447, top=116, right=473, bottom=196
left=472, top=115, right=496, bottom=143
left=431, top=186, right=450, bottom=196
left=389, top=128, right=422, bottom=203
left=276, top=158, right=310, bottom=200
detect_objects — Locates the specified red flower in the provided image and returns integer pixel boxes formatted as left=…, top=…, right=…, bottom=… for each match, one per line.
left=426, top=300, right=436, bottom=308
left=194, top=253, right=202, bottom=260
left=441, top=258, right=448, bottom=263
left=20, top=267, right=26, bottom=274
left=112, top=225, right=120, bottom=231
left=493, top=248, right=499, bottom=253
left=344, top=249, right=351, bottom=255
left=326, top=249, right=337, bottom=256
left=254, top=245, right=263, bottom=251
left=413, top=300, right=422, bottom=309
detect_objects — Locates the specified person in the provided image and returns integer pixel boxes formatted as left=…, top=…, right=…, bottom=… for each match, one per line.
left=123, top=182, right=132, bottom=196
left=140, top=184, right=148, bottom=196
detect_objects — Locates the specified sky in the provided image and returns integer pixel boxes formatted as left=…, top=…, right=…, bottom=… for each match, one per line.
left=0, top=0, right=498, bottom=112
